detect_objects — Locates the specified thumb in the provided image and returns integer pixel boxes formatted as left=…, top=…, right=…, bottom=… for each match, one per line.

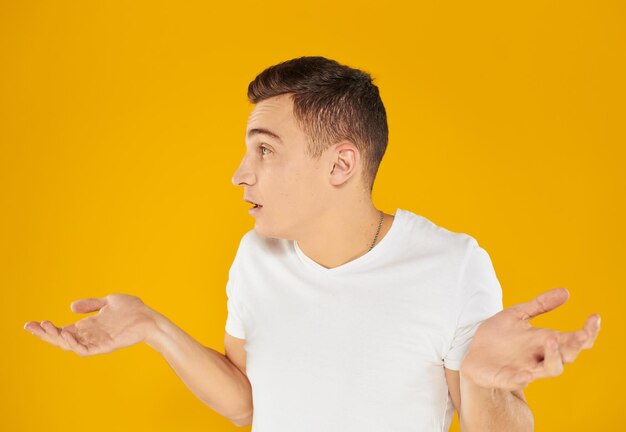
left=517, top=287, right=570, bottom=320
left=70, top=297, right=107, bottom=314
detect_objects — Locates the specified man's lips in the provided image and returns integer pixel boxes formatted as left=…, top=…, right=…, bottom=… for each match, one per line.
left=244, top=199, right=263, bottom=209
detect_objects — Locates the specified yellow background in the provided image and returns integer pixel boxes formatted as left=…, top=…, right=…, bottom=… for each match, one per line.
left=2, top=1, right=623, bottom=431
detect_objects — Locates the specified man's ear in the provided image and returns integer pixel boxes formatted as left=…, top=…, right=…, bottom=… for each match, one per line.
left=329, top=141, right=359, bottom=186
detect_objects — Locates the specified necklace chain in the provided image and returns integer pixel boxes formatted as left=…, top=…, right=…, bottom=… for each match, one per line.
left=368, top=210, right=384, bottom=252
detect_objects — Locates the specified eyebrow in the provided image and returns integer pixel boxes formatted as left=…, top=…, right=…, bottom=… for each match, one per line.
left=247, top=127, right=283, bottom=144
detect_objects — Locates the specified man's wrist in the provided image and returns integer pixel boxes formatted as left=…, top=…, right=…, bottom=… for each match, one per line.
left=143, top=307, right=172, bottom=351
left=459, top=370, right=533, bottom=432
left=459, top=367, right=510, bottom=403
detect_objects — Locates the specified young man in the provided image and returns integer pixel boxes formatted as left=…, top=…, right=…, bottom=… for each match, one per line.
left=24, top=56, right=600, bottom=431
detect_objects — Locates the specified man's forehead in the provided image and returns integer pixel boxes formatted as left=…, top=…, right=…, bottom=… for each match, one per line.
left=245, top=94, right=295, bottom=141
left=247, top=95, right=292, bottom=122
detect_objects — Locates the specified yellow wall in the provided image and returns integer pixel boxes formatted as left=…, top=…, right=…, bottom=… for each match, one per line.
left=2, top=1, right=623, bottom=431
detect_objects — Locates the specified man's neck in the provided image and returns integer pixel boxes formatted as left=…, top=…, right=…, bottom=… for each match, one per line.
left=295, top=203, right=395, bottom=270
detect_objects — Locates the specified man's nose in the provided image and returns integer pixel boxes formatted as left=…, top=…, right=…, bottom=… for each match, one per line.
left=231, top=156, right=256, bottom=187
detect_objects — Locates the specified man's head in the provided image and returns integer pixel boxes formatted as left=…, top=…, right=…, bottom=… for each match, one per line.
left=232, top=56, right=388, bottom=239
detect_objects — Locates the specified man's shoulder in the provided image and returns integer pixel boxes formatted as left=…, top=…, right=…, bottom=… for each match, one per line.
left=398, top=208, right=478, bottom=254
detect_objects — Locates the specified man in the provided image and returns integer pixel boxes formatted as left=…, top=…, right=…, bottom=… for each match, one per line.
left=24, top=56, right=600, bottom=431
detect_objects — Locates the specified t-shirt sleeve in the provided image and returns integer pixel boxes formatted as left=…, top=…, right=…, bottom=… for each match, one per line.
left=224, top=236, right=248, bottom=340
left=225, top=275, right=247, bottom=339
left=443, top=241, right=503, bottom=370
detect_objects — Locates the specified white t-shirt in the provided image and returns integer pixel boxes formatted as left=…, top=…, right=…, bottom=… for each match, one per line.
left=225, top=208, right=503, bottom=432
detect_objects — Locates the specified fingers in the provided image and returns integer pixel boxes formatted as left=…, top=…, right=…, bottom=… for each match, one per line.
left=581, top=314, right=601, bottom=349
left=25, top=318, right=100, bottom=357
left=41, top=320, right=61, bottom=338
left=24, top=321, right=47, bottom=340
left=531, top=337, right=564, bottom=379
left=556, top=313, right=601, bottom=363
left=516, top=288, right=570, bottom=320
left=61, top=331, right=91, bottom=357
left=71, top=297, right=107, bottom=314
left=507, top=338, right=564, bottom=389
left=24, top=320, right=72, bottom=352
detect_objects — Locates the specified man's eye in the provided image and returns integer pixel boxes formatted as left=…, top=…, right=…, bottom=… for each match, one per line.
left=259, top=146, right=271, bottom=156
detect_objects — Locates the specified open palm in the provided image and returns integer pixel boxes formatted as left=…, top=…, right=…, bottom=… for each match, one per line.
left=24, top=294, right=157, bottom=356
left=461, top=288, right=600, bottom=391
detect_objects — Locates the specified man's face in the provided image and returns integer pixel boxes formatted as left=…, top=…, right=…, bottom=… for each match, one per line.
left=231, top=93, right=328, bottom=240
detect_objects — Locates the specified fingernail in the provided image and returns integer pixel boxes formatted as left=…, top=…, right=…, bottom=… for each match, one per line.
left=596, top=316, right=601, bottom=328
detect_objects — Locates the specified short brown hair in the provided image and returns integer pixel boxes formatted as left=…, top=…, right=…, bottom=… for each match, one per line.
left=247, top=56, right=388, bottom=192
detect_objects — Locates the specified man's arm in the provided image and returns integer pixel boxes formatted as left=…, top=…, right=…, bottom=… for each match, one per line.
left=445, top=368, right=533, bottom=432
left=24, top=294, right=253, bottom=427
left=451, top=288, right=600, bottom=432
left=223, top=331, right=253, bottom=426
left=145, top=310, right=253, bottom=426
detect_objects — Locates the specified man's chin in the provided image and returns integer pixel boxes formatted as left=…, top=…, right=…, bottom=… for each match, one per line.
left=253, top=224, right=272, bottom=238
left=253, top=224, right=287, bottom=240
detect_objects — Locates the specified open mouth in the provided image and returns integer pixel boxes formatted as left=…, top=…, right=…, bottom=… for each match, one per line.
left=246, top=199, right=263, bottom=209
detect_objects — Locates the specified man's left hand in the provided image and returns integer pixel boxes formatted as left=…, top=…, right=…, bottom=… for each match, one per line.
left=460, top=288, right=600, bottom=391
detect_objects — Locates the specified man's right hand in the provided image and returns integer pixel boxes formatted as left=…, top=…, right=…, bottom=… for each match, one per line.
left=24, top=294, right=159, bottom=356
left=24, top=293, right=254, bottom=424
